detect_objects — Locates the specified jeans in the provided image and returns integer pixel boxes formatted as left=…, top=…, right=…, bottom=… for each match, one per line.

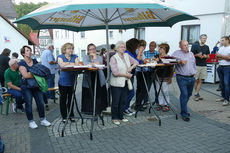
left=111, top=83, right=128, bottom=120
left=125, top=77, right=134, bottom=110
left=8, top=89, right=23, bottom=109
left=46, top=74, right=55, bottom=99
left=59, top=84, right=74, bottom=119
left=217, top=66, right=230, bottom=101
left=176, top=75, right=195, bottom=117
left=0, top=84, right=2, bottom=104
left=21, top=86, right=45, bottom=121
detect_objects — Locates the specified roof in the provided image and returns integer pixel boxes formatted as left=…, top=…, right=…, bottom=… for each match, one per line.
left=29, top=32, right=39, bottom=46
left=0, top=13, right=34, bottom=45
left=0, top=0, right=17, bottom=18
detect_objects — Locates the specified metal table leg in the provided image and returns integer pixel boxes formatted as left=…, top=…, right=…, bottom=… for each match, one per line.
left=90, top=72, right=98, bottom=140
left=135, top=71, right=161, bottom=126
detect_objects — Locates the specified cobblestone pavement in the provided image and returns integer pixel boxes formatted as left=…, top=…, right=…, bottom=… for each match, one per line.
left=0, top=78, right=230, bottom=153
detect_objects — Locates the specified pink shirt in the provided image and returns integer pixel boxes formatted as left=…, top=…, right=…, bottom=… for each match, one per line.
left=110, top=53, right=139, bottom=76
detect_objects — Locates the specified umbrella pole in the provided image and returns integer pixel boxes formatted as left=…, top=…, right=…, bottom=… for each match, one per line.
left=105, top=8, right=111, bottom=106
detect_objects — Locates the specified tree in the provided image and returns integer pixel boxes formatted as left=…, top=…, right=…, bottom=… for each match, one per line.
left=14, top=2, right=47, bottom=36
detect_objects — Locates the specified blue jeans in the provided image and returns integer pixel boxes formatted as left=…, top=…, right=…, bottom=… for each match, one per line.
left=111, top=83, right=128, bottom=120
left=21, top=86, right=45, bottom=121
left=125, top=77, right=134, bottom=110
left=0, top=84, right=2, bottom=104
left=46, top=74, right=55, bottom=99
left=217, top=66, right=230, bottom=101
left=8, top=89, right=23, bottom=109
left=176, top=75, right=195, bottom=117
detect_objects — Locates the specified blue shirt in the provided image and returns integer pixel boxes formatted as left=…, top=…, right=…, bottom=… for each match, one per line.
left=41, top=49, right=58, bottom=74
left=58, top=54, right=78, bottom=86
left=143, top=50, right=159, bottom=59
left=125, top=50, right=143, bottom=74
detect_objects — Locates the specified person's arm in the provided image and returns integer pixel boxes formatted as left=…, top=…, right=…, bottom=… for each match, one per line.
left=167, top=67, right=174, bottom=84
left=57, top=57, right=75, bottom=67
left=216, top=52, right=230, bottom=61
left=110, top=56, right=132, bottom=79
left=47, top=54, right=57, bottom=64
left=19, top=66, right=34, bottom=79
left=127, top=55, right=139, bottom=72
left=191, top=45, right=202, bottom=58
left=7, top=82, right=21, bottom=91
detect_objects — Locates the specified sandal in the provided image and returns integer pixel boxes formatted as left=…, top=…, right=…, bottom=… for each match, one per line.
left=69, top=118, right=75, bottom=122
left=163, top=106, right=170, bottom=112
left=157, top=105, right=163, bottom=111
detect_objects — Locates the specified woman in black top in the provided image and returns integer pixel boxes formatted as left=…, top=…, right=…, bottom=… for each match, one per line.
left=0, top=48, right=11, bottom=87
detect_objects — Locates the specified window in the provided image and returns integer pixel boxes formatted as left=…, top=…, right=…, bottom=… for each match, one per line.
left=81, top=31, right=85, bottom=38
left=81, top=49, right=86, bottom=59
left=56, top=48, right=60, bottom=57
left=55, top=31, right=59, bottom=39
left=65, top=30, right=69, bottom=39
left=134, top=28, right=145, bottom=40
left=181, top=25, right=200, bottom=44
left=109, top=31, right=113, bottom=39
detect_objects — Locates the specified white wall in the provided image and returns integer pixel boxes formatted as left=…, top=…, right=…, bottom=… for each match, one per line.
left=53, top=29, right=121, bottom=60
left=120, top=0, right=226, bottom=55
left=0, top=16, right=31, bottom=59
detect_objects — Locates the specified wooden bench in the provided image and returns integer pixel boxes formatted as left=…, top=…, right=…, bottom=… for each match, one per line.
left=0, top=94, right=12, bottom=116
left=48, top=87, right=59, bottom=103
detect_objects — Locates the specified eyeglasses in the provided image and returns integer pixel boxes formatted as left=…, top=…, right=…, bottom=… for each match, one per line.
left=89, top=48, right=96, bottom=51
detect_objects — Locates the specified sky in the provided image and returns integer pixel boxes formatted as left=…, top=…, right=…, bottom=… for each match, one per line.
left=14, top=0, right=58, bottom=4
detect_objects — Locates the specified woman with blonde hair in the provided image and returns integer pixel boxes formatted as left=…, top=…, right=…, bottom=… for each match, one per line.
left=57, top=43, right=79, bottom=123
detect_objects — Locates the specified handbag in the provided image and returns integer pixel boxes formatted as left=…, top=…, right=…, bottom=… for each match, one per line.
left=127, top=79, right=133, bottom=90
left=26, top=78, right=39, bottom=89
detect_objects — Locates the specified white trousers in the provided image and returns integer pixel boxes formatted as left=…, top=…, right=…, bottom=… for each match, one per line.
left=155, top=81, right=170, bottom=106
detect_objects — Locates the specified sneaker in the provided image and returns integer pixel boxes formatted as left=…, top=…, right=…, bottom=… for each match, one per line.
left=45, top=105, right=49, bottom=111
left=17, top=107, right=25, bottom=113
left=12, top=103, right=17, bottom=113
left=40, top=119, right=51, bottom=127
left=123, top=110, right=132, bottom=116
left=29, top=121, right=38, bottom=129
left=216, top=98, right=224, bottom=102
left=112, top=120, right=120, bottom=125
left=194, top=94, right=199, bottom=101
left=121, top=118, right=129, bottom=122
left=128, top=108, right=136, bottom=115
left=222, top=100, right=229, bottom=106
left=182, top=117, right=190, bottom=122
left=163, top=106, right=170, bottom=112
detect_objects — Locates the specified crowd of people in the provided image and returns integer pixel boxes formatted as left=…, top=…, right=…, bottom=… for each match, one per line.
left=0, top=35, right=230, bottom=128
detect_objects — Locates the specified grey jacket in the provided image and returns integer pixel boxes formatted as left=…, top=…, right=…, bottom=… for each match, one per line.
left=82, top=55, right=106, bottom=88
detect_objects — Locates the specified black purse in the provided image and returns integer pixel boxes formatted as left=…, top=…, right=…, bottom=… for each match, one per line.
left=26, top=78, right=39, bottom=89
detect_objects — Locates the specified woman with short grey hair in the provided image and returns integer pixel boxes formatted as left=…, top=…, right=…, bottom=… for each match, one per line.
left=110, top=41, right=138, bottom=125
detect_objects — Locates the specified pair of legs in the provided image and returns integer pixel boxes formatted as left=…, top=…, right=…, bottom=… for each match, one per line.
left=111, top=83, right=128, bottom=121
left=176, top=75, right=195, bottom=118
left=46, top=74, right=55, bottom=99
left=217, top=66, right=230, bottom=102
left=58, top=84, right=74, bottom=120
left=125, top=77, right=134, bottom=110
left=8, top=89, right=24, bottom=109
left=194, top=66, right=207, bottom=96
left=22, top=86, right=45, bottom=121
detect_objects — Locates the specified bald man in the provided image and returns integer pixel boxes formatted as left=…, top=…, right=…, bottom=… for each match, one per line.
left=171, top=40, right=197, bottom=122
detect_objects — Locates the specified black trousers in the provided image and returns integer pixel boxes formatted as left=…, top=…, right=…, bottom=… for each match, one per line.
left=111, top=82, right=128, bottom=120
left=58, top=84, right=74, bottom=119
left=135, top=72, right=149, bottom=108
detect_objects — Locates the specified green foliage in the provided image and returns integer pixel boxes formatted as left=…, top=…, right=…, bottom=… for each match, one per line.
left=14, top=2, right=47, bottom=36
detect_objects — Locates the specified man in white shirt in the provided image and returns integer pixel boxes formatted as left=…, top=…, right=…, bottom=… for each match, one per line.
left=216, top=36, right=230, bottom=106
